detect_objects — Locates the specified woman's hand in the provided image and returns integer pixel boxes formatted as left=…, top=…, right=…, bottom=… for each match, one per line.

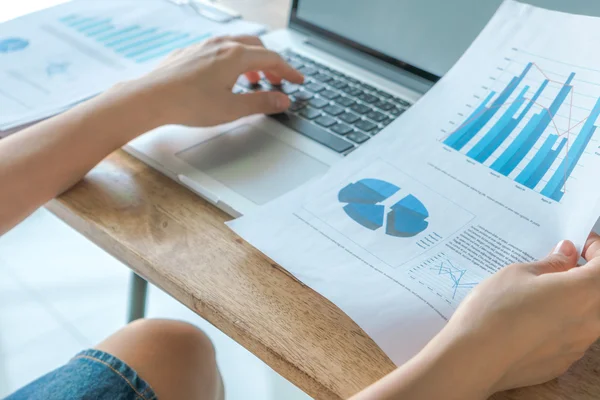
left=353, top=233, right=600, bottom=400
left=443, top=234, right=600, bottom=394
left=131, top=35, right=304, bottom=127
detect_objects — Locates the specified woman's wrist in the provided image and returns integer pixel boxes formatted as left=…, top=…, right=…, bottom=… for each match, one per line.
left=352, top=326, right=509, bottom=400
left=415, top=325, right=510, bottom=399
left=69, top=78, right=176, bottom=152
left=100, top=80, right=172, bottom=137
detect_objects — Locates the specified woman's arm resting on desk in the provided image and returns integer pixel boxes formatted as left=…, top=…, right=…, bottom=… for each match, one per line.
left=0, top=36, right=303, bottom=235
left=353, top=236, right=600, bottom=400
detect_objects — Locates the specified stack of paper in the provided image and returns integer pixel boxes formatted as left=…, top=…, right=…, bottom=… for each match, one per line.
left=0, top=0, right=265, bottom=132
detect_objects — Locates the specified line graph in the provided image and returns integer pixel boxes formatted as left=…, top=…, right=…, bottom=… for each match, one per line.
left=407, top=252, right=485, bottom=307
left=431, top=259, right=478, bottom=300
left=441, top=50, right=600, bottom=202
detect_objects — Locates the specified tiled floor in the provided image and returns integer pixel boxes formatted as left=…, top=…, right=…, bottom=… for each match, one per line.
left=0, top=208, right=311, bottom=400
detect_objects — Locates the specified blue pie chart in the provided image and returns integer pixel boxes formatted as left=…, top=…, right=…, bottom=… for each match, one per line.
left=338, top=178, right=429, bottom=237
left=0, top=37, right=29, bottom=53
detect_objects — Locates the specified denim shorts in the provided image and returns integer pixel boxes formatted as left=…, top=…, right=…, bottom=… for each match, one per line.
left=5, top=349, right=157, bottom=400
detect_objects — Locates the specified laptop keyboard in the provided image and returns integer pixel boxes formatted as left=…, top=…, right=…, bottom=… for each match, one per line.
left=234, top=50, right=413, bottom=155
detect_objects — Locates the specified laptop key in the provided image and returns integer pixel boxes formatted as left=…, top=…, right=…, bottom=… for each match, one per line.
left=355, top=119, right=377, bottom=132
left=313, top=73, right=333, bottom=83
left=361, top=83, right=377, bottom=92
left=395, top=98, right=412, bottom=107
left=281, top=82, right=300, bottom=95
left=366, top=110, right=386, bottom=122
left=305, top=82, right=325, bottom=93
left=339, top=112, right=360, bottom=124
left=298, top=66, right=318, bottom=76
left=270, top=113, right=354, bottom=153
left=374, top=101, right=394, bottom=111
left=288, top=60, right=303, bottom=69
left=300, top=107, right=321, bottom=120
left=350, top=103, right=371, bottom=115
left=315, top=115, right=337, bottom=128
left=329, top=79, right=348, bottom=90
left=324, top=104, right=345, bottom=116
left=294, top=90, right=314, bottom=101
left=378, top=90, right=392, bottom=99
left=389, top=107, right=406, bottom=117
left=358, top=93, right=380, bottom=104
left=289, top=101, right=306, bottom=112
left=381, top=117, right=394, bottom=126
left=342, top=86, right=363, bottom=96
left=320, top=89, right=340, bottom=100
left=258, top=81, right=276, bottom=91
left=331, top=123, right=353, bottom=135
left=309, top=97, right=329, bottom=109
left=335, top=96, right=355, bottom=107
left=347, top=131, right=370, bottom=144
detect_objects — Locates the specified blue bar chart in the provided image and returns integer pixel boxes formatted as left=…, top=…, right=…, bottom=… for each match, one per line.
left=58, top=14, right=212, bottom=63
left=443, top=61, right=600, bottom=202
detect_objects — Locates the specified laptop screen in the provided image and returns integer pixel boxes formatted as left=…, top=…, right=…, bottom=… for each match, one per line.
left=293, top=0, right=600, bottom=80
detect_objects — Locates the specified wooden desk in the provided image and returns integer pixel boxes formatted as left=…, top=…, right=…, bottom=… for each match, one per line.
left=47, top=1, right=600, bottom=399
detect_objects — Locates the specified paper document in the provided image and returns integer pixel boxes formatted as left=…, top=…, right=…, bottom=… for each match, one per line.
left=0, top=0, right=265, bottom=130
left=229, top=0, right=600, bottom=365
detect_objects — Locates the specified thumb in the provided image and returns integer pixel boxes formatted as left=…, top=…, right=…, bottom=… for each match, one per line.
left=532, top=240, right=579, bottom=275
left=231, top=91, right=290, bottom=118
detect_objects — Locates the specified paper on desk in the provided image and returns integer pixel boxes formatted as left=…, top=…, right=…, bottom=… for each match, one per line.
left=0, top=0, right=265, bottom=130
left=229, top=0, right=600, bottom=365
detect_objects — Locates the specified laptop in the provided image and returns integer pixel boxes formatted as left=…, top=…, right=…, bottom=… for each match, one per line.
left=125, top=0, right=600, bottom=217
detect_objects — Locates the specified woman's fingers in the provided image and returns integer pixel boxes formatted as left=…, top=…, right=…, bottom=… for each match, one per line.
left=220, top=35, right=299, bottom=85
left=223, top=43, right=304, bottom=84
left=263, top=71, right=283, bottom=85
left=229, top=90, right=290, bottom=119
left=223, top=36, right=270, bottom=84
left=243, top=71, right=284, bottom=85
left=244, top=71, right=261, bottom=84
left=532, top=240, right=579, bottom=275
left=583, top=232, right=600, bottom=262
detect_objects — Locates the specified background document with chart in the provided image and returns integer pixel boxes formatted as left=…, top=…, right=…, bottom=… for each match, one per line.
left=0, top=0, right=264, bottom=130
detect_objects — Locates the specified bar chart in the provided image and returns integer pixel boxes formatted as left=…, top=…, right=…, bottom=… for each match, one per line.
left=58, top=14, right=212, bottom=63
left=443, top=59, right=600, bottom=202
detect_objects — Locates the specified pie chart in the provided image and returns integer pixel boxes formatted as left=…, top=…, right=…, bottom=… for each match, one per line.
left=386, top=194, right=429, bottom=237
left=338, top=178, right=429, bottom=237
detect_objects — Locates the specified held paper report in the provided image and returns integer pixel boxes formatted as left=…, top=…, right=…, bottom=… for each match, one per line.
left=229, top=0, right=600, bottom=365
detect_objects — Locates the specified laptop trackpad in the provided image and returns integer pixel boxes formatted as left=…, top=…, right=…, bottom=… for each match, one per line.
left=177, top=124, right=329, bottom=205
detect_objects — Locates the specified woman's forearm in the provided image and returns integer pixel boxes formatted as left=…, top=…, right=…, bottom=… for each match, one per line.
left=351, top=330, right=504, bottom=400
left=0, top=35, right=303, bottom=236
left=0, top=83, right=164, bottom=235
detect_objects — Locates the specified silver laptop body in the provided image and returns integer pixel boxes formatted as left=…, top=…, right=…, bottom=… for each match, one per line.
left=125, top=0, right=600, bottom=217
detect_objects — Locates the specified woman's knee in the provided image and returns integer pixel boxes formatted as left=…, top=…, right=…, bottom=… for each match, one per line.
left=96, top=319, right=222, bottom=400
left=97, top=319, right=215, bottom=363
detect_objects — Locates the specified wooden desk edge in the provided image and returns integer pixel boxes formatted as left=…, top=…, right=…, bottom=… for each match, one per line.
left=46, top=195, right=341, bottom=400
